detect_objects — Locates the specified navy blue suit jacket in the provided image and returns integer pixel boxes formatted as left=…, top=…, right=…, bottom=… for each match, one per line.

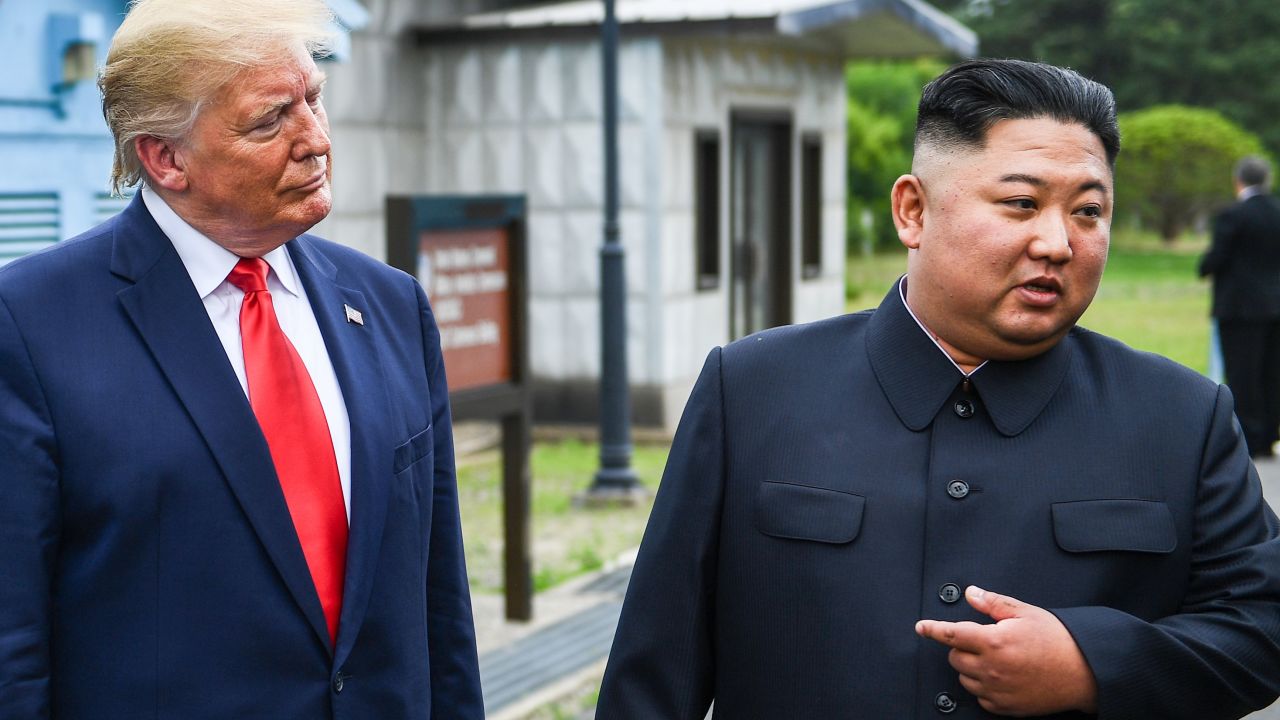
left=598, top=281, right=1280, bottom=719
left=0, top=196, right=483, bottom=719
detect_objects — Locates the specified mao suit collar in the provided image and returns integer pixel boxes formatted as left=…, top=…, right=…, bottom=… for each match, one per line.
left=866, top=277, right=1074, bottom=437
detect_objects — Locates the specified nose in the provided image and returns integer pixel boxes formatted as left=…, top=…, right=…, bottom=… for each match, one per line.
left=1028, top=212, right=1072, bottom=263
left=291, top=101, right=331, bottom=162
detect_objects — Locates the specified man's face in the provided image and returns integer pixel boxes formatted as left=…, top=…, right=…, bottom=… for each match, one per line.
left=174, top=50, right=331, bottom=253
left=894, top=117, right=1112, bottom=364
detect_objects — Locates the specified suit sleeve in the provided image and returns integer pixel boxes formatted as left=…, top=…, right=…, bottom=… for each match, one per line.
left=415, top=282, right=483, bottom=718
left=1199, top=209, right=1238, bottom=277
left=596, top=348, right=725, bottom=720
left=0, top=294, right=58, bottom=720
left=1054, top=384, right=1280, bottom=719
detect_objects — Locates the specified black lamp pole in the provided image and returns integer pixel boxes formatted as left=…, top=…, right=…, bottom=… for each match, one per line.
left=588, top=0, right=643, bottom=500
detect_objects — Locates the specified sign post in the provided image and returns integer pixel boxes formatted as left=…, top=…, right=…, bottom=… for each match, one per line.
left=386, top=195, right=532, bottom=621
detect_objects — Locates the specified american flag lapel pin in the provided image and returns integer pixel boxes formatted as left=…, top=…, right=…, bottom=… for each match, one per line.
left=344, top=304, right=364, bottom=326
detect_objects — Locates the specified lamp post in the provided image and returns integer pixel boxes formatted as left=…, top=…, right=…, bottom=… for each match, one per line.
left=585, top=0, right=645, bottom=503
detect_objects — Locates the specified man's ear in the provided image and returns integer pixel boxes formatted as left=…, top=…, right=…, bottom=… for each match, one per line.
left=891, top=174, right=925, bottom=250
left=134, top=135, right=189, bottom=192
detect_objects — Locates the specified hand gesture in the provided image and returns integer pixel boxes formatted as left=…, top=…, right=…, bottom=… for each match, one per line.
left=915, top=585, right=1098, bottom=717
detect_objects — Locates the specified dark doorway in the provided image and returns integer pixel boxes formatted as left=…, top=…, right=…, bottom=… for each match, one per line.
left=730, top=112, right=793, bottom=339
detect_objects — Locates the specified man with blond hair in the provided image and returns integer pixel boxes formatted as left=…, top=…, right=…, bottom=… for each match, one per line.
left=0, top=1, right=483, bottom=717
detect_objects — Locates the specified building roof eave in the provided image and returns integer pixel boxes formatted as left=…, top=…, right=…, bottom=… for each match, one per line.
left=778, top=0, right=977, bottom=58
left=413, top=0, right=976, bottom=59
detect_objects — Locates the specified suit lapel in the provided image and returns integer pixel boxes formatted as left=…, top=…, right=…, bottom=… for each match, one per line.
left=288, top=237, right=394, bottom=667
left=111, top=197, right=332, bottom=652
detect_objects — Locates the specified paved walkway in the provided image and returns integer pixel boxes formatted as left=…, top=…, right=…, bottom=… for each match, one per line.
left=473, top=456, right=1280, bottom=719
left=473, top=555, right=632, bottom=720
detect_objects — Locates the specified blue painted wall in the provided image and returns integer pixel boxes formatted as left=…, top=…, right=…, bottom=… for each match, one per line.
left=0, top=0, right=130, bottom=263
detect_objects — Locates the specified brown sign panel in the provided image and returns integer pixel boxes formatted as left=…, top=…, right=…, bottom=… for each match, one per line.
left=417, top=227, right=512, bottom=391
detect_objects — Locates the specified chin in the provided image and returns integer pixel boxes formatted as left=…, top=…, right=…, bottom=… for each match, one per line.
left=292, top=192, right=333, bottom=228
left=995, top=326, right=1073, bottom=355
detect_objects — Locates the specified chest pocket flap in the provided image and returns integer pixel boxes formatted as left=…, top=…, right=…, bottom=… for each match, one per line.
left=1051, top=499, right=1177, bottom=554
left=393, top=424, right=434, bottom=475
left=755, top=480, right=865, bottom=544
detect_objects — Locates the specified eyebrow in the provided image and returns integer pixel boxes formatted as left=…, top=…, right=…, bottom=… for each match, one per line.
left=998, top=173, right=1110, bottom=195
left=244, top=73, right=328, bottom=126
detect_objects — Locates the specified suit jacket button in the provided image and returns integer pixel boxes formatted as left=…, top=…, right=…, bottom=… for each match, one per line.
left=332, top=672, right=346, bottom=694
left=947, top=480, right=970, bottom=499
left=939, top=583, right=962, bottom=604
left=954, top=399, right=975, bottom=418
left=935, top=692, right=958, bottom=713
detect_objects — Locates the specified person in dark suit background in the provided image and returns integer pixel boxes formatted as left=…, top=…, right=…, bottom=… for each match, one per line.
left=596, top=59, right=1280, bottom=719
left=0, top=1, right=482, bottom=717
left=1199, top=155, right=1280, bottom=458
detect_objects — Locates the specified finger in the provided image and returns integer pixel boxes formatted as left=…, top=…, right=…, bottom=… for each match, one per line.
left=916, top=619, right=989, bottom=652
left=957, top=671, right=986, bottom=698
left=966, top=585, right=1028, bottom=622
left=947, top=647, right=984, bottom=677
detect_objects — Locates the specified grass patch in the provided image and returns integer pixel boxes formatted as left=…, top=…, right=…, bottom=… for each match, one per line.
left=458, top=438, right=668, bottom=595
left=1082, top=241, right=1211, bottom=373
left=845, top=248, right=908, bottom=313
left=844, top=229, right=1214, bottom=373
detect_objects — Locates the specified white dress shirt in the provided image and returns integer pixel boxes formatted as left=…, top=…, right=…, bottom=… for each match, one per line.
left=142, top=186, right=352, bottom=520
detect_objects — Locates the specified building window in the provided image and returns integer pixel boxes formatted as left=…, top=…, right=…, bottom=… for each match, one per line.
left=0, top=193, right=59, bottom=267
left=694, top=130, right=721, bottom=291
left=61, top=43, right=97, bottom=86
left=94, top=191, right=134, bottom=227
left=800, top=133, right=822, bottom=280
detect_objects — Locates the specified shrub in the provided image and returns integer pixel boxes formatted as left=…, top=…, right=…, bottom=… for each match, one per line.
left=1116, top=105, right=1266, bottom=240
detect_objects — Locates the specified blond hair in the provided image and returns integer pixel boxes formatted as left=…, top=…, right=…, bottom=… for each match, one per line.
left=99, top=0, right=335, bottom=196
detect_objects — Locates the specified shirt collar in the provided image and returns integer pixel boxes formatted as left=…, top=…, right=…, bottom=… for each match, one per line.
left=1239, top=185, right=1267, bottom=201
left=141, top=185, right=302, bottom=299
left=868, top=277, right=1074, bottom=436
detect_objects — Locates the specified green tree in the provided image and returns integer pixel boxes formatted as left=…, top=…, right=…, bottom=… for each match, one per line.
left=935, top=0, right=1280, bottom=160
left=1115, top=105, right=1264, bottom=240
left=846, top=59, right=945, bottom=252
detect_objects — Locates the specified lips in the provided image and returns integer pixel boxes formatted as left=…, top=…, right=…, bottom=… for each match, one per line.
left=294, top=171, right=327, bottom=192
left=1022, top=277, right=1061, bottom=293
left=1017, top=276, right=1063, bottom=306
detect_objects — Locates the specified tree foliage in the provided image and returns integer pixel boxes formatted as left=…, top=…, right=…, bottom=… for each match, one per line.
left=936, top=0, right=1280, bottom=159
left=843, top=1, right=1280, bottom=247
left=1115, top=106, right=1264, bottom=240
left=846, top=59, right=945, bottom=252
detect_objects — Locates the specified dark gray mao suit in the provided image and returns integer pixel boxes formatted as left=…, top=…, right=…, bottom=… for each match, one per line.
left=597, top=280, right=1280, bottom=719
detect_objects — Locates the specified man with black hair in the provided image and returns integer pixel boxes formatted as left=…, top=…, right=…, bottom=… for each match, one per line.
left=596, top=59, right=1280, bottom=719
left=1200, top=155, right=1280, bottom=459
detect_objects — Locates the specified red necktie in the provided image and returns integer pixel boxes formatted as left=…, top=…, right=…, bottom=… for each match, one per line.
left=228, top=257, right=347, bottom=646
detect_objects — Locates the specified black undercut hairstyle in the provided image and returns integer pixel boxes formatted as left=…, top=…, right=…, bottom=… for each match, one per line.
left=915, top=58, right=1120, bottom=167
